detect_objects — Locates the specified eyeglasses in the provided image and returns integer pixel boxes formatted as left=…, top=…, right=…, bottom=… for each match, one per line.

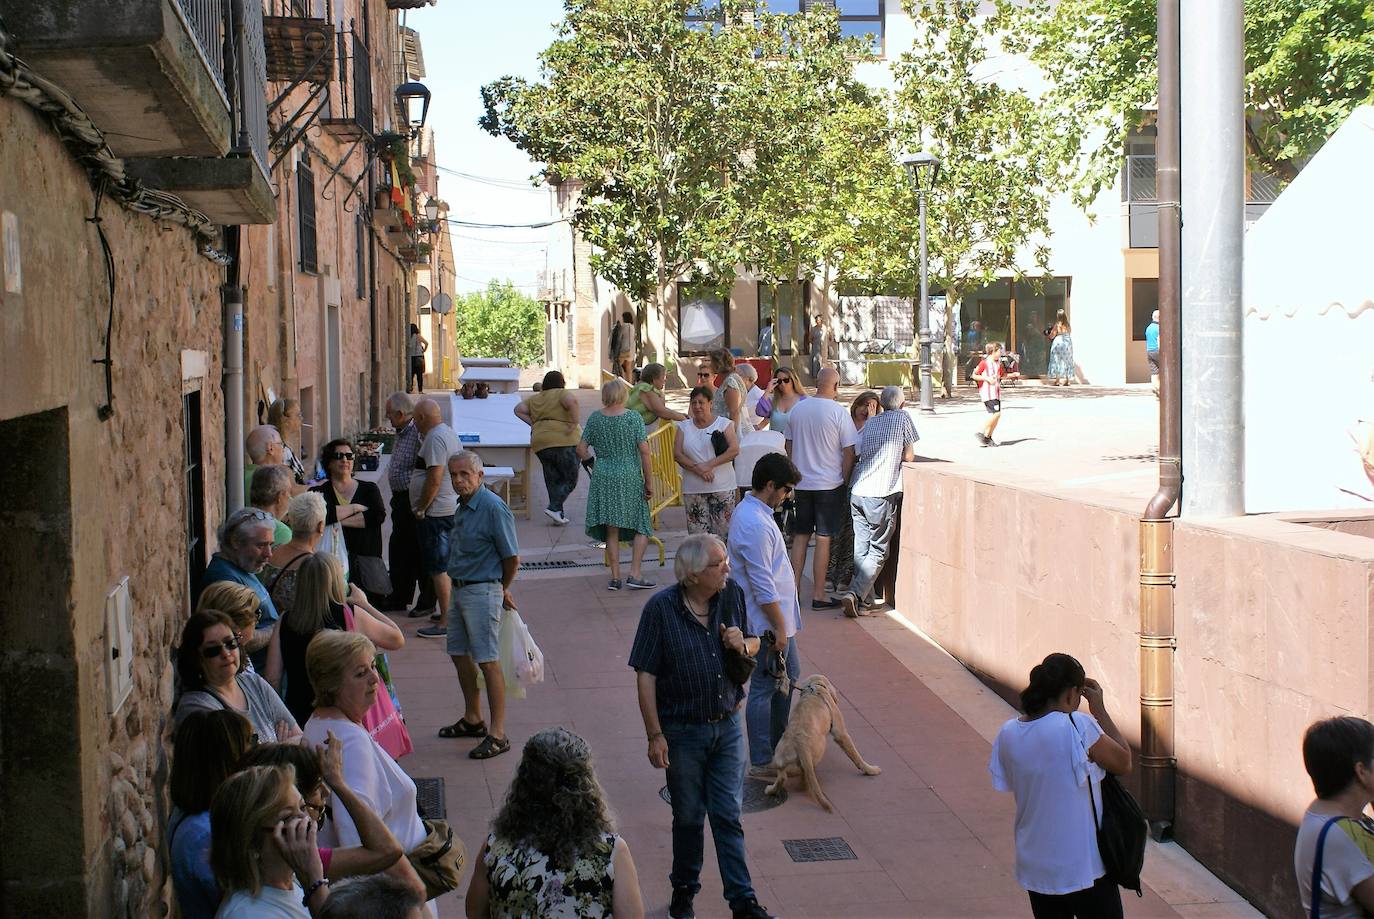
left=200, top=635, right=240, bottom=659
left=224, top=509, right=272, bottom=536
left=696, top=371, right=711, bottom=378
left=328, top=452, right=354, bottom=461
left=774, top=377, right=792, bottom=386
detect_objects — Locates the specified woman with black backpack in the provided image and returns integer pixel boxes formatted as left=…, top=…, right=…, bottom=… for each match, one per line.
left=989, top=653, right=1134, bottom=918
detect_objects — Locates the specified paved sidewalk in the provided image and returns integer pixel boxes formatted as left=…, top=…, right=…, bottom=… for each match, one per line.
left=378, top=384, right=1258, bottom=917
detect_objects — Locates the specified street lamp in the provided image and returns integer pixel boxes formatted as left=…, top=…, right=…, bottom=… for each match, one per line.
left=423, top=196, right=440, bottom=223
left=395, top=81, right=431, bottom=136
left=900, top=150, right=941, bottom=413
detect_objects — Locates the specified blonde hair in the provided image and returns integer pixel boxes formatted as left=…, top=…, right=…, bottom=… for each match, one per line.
left=210, top=764, right=297, bottom=896
left=267, top=398, right=300, bottom=430
left=601, top=377, right=629, bottom=407
left=306, top=630, right=377, bottom=708
left=287, top=552, right=346, bottom=635
left=196, top=582, right=261, bottom=636
left=285, top=491, right=327, bottom=539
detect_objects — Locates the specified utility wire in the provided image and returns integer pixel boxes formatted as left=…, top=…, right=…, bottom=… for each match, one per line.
left=443, top=216, right=566, bottom=229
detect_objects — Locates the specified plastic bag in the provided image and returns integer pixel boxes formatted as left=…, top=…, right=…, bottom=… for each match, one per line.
left=511, top=611, right=544, bottom=688
left=318, top=522, right=350, bottom=582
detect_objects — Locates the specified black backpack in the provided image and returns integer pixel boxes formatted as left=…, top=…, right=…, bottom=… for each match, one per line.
left=1071, top=713, right=1148, bottom=896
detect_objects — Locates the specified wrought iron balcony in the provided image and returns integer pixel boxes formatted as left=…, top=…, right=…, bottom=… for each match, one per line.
left=323, top=32, right=374, bottom=140
left=2, top=0, right=273, bottom=223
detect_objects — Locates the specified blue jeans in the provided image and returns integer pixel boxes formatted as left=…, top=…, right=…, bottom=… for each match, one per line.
left=747, top=635, right=800, bottom=767
left=662, top=711, right=756, bottom=908
left=847, top=494, right=901, bottom=603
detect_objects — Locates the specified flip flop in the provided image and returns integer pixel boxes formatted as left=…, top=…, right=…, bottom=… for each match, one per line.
left=469, top=734, right=511, bottom=760
left=438, top=718, right=486, bottom=739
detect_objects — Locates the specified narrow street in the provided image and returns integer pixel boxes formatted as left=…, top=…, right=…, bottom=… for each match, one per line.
left=381, top=387, right=1258, bottom=918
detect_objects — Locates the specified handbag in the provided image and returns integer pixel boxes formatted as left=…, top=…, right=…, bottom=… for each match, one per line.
left=710, top=429, right=729, bottom=457
left=1072, top=713, right=1147, bottom=896
left=342, top=607, right=413, bottom=759
left=350, top=554, right=393, bottom=597
left=406, top=818, right=467, bottom=900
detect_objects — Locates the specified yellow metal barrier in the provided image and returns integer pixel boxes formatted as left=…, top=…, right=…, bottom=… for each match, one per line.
left=604, top=421, right=681, bottom=568
left=601, top=369, right=617, bottom=384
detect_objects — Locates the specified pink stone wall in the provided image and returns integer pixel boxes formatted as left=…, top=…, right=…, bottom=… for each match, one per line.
left=895, top=463, right=1374, bottom=918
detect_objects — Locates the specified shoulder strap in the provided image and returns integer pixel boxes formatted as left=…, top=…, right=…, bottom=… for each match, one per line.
left=1311, top=815, right=1345, bottom=919
left=1068, top=713, right=1101, bottom=828
left=266, top=552, right=308, bottom=596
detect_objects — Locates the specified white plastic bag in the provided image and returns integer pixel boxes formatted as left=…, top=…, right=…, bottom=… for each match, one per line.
left=511, top=611, right=544, bottom=688
left=319, top=521, right=350, bottom=582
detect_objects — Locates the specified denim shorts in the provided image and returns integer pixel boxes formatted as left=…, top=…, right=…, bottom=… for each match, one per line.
left=416, top=513, right=455, bottom=575
left=447, top=581, right=502, bottom=662
left=793, top=485, right=848, bottom=537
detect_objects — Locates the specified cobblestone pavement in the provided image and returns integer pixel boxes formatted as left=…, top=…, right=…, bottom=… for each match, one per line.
left=382, top=382, right=1259, bottom=917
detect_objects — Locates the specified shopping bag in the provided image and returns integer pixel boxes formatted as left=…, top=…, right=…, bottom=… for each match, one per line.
left=477, top=607, right=526, bottom=700
left=342, top=606, right=413, bottom=759
left=511, top=612, right=544, bottom=688
left=319, top=522, right=350, bottom=582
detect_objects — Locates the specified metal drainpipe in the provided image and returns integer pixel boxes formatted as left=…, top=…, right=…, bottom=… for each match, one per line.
left=1140, top=0, right=1182, bottom=841
left=223, top=225, right=246, bottom=513
left=367, top=162, right=380, bottom=427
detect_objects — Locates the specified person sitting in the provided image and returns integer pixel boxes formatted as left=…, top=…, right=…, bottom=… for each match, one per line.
left=1295, top=716, right=1374, bottom=917
left=210, top=764, right=331, bottom=917
left=626, top=362, right=686, bottom=428
left=250, top=463, right=295, bottom=546
left=174, top=609, right=301, bottom=743
left=237, top=738, right=425, bottom=899
left=168, top=710, right=256, bottom=919
left=465, top=728, right=644, bottom=918
left=320, top=875, right=426, bottom=919
left=197, top=581, right=271, bottom=674
left=301, top=632, right=436, bottom=912
left=263, top=492, right=329, bottom=626
left=265, top=552, right=403, bottom=724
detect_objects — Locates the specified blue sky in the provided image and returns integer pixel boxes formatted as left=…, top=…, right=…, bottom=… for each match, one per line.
left=400, top=1, right=565, bottom=293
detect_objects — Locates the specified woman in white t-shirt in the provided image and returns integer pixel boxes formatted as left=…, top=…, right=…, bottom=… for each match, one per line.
left=1294, top=716, right=1374, bottom=918
left=674, top=386, right=740, bottom=539
left=989, top=653, right=1133, bottom=918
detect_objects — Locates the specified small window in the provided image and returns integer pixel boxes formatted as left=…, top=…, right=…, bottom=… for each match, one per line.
left=298, top=156, right=318, bottom=274
left=678, top=283, right=729, bottom=355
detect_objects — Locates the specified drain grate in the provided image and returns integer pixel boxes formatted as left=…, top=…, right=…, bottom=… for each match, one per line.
left=414, top=777, right=446, bottom=821
left=782, top=837, right=858, bottom=863
left=522, top=559, right=579, bottom=570
left=660, top=778, right=787, bottom=813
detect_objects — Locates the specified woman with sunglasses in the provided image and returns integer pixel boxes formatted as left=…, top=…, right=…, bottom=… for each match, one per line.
left=237, top=735, right=425, bottom=898
left=175, top=610, right=301, bottom=744
left=312, top=438, right=389, bottom=601
left=758, top=369, right=807, bottom=436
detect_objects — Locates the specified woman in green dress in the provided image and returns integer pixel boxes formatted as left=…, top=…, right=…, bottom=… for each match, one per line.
left=577, top=378, right=656, bottom=591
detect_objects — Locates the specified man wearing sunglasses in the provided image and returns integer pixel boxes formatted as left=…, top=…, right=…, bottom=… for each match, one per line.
left=197, top=507, right=280, bottom=670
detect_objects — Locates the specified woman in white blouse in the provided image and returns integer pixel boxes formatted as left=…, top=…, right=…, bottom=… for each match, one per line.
left=989, top=653, right=1132, bottom=918
left=673, top=385, right=740, bottom=539
left=302, top=631, right=437, bottom=917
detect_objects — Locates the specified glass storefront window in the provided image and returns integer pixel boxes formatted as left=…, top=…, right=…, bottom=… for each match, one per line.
left=758, top=281, right=808, bottom=355
left=959, top=277, right=1070, bottom=379
left=678, top=283, right=729, bottom=354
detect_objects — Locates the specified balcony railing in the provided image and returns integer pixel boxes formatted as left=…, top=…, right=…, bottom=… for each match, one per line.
left=230, top=0, right=270, bottom=177
left=322, top=32, right=374, bottom=140
left=1125, top=153, right=1280, bottom=248
left=175, top=0, right=227, bottom=98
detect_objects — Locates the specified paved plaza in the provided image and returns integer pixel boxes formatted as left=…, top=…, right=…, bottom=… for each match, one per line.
left=381, top=383, right=1262, bottom=917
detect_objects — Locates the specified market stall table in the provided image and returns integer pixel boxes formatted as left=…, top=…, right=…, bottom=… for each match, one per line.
left=459, top=366, right=520, bottom=394
left=439, top=393, right=533, bottom=518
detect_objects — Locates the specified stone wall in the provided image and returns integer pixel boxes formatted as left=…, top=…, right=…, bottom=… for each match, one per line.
left=0, top=97, right=227, bottom=916
left=894, top=462, right=1374, bottom=918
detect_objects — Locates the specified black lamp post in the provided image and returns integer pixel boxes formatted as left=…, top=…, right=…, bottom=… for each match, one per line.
left=900, top=150, right=941, bottom=413
left=395, top=81, right=431, bottom=135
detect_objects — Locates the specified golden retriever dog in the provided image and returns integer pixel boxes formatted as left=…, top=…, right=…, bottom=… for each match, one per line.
left=764, top=674, right=880, bottom=812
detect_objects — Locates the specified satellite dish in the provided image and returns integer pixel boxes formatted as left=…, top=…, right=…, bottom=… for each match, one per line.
left=415, top=285, right=431, bottom=308
left=432, top=292, right=453, bottom=315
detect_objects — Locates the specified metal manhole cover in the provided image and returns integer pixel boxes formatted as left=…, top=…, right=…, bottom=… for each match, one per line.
left=783, top=837, right=857, bottom=863
left=659, top=778, right=787, bottom=813
left=414, top=777, right=446, bottom=821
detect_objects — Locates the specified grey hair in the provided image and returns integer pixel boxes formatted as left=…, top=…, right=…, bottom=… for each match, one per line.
left=879, top=385, right=904, bottom=412
left=736, top=363, right=758, bottom=384
left=385, top=391, right=414, bottom=414
left=284, top=491, right=327, bottom=539
left=675, top=533, right=725, bottom=585
left=249, top=464, right=292, bottom=508
left=447, top=450, right=483, bottom=472
left=216, top=507, right=275, bottom=546
left=318, top=875, right=423, bottom=919
left=244, top=424, right=282, bottom=463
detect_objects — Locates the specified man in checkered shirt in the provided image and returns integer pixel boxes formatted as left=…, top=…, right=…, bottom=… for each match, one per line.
left=840, top=385, right=919, bottom=619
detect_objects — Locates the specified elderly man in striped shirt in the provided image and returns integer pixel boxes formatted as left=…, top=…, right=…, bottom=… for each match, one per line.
left=381, top=391, right=436, bottom=616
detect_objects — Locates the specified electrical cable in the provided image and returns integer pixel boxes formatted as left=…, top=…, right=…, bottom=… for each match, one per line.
left=86, top=182, right=117, bottom=421
left=443, top=216, right=566, bottom=229
left=431, top=163, right=546, bottom=191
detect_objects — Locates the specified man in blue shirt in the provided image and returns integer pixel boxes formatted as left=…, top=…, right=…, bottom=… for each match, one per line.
left=197, top=507, right=278, bottom=671
left=438, top=450, right=520, bottom=760
left=727, top=451, right=804, bottom=778
left=1144, top=309, right=1161, bottom=395
left=628, top=534, right=775, bottom=919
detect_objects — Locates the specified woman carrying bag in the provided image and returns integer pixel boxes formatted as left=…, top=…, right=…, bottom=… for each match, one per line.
left=312, top=438, right=389, bottom=600
left=988, top=653, right=1133, bottom=919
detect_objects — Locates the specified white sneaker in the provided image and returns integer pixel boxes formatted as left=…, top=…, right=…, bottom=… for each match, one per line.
left=543, top=508, right=562, bottom=525
left=554, top=511, right=570, bottom=526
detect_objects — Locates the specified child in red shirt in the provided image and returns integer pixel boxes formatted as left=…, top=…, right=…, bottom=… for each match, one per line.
left=972, top=342, right=1010, bottom=447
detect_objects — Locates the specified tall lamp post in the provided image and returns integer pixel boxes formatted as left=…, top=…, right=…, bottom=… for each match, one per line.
left=900, top=151, right=941, bottom=413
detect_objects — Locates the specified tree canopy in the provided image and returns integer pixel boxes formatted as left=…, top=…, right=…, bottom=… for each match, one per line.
left=453, top=280, right=545, bottom=368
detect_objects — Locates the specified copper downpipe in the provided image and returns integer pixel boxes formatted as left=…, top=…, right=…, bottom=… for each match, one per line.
left=1140, top=0, right=1182, bottom=840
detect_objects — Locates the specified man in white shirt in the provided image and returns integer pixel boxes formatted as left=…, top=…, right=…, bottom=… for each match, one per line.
left=409, top=398, right=463, bottom=639
left=840, top=385, right=919, bottom=619
left=783, top=368, right=857, bottom=609
left=727, top=452, right=804, bottom=778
